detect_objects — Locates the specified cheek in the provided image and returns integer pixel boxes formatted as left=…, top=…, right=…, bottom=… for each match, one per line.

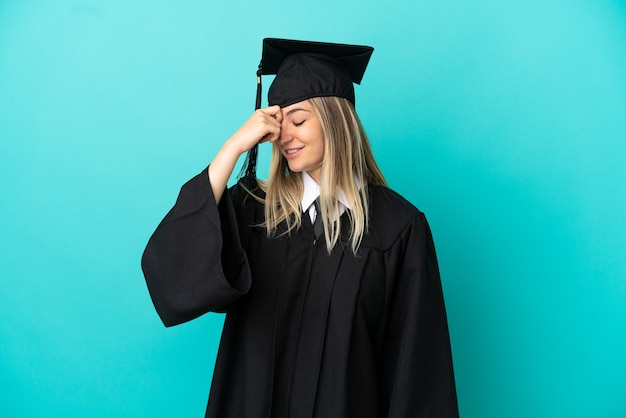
left=314, top=136, right=325, bottom=160
left=312, top=128, right=325, bottom=154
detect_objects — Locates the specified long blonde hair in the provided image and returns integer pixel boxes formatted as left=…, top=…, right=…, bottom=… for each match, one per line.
left=260, top=96, right=387, bottom=253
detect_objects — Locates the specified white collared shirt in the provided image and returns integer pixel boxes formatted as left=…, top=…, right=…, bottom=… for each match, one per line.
left=301, top=171, right=351, bottom=223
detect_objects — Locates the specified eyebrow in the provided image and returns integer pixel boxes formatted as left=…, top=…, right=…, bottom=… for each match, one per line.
left=285, top=108, right=311, bottom=116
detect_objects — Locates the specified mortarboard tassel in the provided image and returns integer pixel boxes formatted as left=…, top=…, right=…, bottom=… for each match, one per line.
left=238, top=65, right=263, bottom=179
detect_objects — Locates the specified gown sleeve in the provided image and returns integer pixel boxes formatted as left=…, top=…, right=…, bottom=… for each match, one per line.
left=141, top=167, right=252, bottom=327
left=381, top=212, right=459, bottom=418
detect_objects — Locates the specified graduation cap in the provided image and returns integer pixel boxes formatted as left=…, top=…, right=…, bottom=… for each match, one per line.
left=240, top=38, right=374, bottom=178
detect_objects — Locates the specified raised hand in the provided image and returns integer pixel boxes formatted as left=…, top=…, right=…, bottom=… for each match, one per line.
left=208, top=106, right=282, bottom=203
left=227, top=106, right=283, bottom=153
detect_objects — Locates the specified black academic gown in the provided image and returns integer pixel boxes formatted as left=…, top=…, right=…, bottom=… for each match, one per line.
left=141, top=168, right=459, bottom=418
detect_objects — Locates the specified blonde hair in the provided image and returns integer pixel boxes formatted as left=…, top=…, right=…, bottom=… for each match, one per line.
left=260, top=96, right=387, bottom=253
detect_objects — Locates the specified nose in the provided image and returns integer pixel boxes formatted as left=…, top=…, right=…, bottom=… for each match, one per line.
left=278, top=119, right=293, bottom=144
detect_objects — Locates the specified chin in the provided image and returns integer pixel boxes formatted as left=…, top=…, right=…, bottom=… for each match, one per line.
left=287, top=164, right=304, bottom=173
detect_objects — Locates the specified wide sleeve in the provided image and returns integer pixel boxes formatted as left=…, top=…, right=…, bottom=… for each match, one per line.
left=381, top=213, right=459, bottom=418
left=141, top=167, right=252, bottom=327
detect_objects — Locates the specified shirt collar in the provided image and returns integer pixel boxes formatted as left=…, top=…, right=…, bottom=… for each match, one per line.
left=301, top=171, right=352, bottom=212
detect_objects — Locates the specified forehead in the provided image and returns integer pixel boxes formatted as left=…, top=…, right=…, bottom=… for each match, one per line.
left=282, top=100, right=314, bottom=116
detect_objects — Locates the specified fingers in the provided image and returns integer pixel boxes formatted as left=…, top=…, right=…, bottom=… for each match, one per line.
left=255, top=106, right=282, bottom=143
left=260, top=105, right=283, bottom=123
left=227, top=106, right=284, bottom=154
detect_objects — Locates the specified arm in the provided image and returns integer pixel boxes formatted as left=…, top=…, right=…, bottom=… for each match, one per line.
left=141, top=106, right=282, bottom=326
left=381, top=214, right=459, bottom=417
left=141, top=168, right=249, bottom=326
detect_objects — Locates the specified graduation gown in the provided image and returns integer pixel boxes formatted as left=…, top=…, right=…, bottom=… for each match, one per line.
left=141, top=168, right=459, bottom=418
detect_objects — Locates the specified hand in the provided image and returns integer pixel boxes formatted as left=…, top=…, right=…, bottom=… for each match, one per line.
left=208, top=106, right=283, bottom=203
left=226, top=106, right=283, bottom=154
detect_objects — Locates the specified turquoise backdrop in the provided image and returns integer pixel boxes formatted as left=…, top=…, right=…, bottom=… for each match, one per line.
left=1, top=1, right=625, bottom=417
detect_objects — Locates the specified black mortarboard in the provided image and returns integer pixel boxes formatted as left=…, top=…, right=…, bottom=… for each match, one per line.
left=240, top=38, right=374, bottom=178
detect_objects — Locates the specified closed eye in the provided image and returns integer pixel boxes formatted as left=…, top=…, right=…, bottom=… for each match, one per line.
left=293, top=120, right=305, bottom=127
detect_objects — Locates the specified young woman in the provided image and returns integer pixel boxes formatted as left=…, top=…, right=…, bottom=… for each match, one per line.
left=142, top=38, right=458, bottom=418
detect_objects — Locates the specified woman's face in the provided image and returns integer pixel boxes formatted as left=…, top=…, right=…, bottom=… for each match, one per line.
left=278, top=100, right=324, bottom=183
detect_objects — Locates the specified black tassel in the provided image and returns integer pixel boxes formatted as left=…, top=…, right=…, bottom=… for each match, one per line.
left=238, top=65, right=263, bottom=179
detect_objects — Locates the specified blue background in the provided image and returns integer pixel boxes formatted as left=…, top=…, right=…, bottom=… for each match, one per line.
left=1, top=1, right=625, bottom=417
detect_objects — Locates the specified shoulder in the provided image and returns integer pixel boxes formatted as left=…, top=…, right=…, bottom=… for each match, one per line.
left=363, top=184, right=428, bottom=250
left=368, top=184, right=424, bottom=219
left=229, top=175, right=266, bottom=207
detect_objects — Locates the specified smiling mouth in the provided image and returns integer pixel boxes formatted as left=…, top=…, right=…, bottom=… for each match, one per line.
left=285, top=147, right=303, bottom=155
